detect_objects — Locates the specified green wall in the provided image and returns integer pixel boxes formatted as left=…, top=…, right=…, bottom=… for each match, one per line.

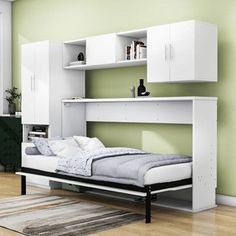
left=12, top=0, right=236, bottom=196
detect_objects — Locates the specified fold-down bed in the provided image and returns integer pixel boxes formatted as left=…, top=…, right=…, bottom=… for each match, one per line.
left=19, top=151, right=192, bottom=223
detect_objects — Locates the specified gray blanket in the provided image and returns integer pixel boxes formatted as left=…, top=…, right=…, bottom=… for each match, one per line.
left=56, top=147, right=192, bottom=187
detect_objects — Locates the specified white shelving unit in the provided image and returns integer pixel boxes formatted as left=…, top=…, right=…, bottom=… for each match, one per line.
left=63, top=29, right=147, bottom=71
left=62, top=96, right=217, bottom=212
left=63, top=20, right=217, bottom=82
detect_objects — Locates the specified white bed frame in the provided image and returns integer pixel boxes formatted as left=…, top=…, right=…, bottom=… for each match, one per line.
left=17, top=96, right=217, bottom=223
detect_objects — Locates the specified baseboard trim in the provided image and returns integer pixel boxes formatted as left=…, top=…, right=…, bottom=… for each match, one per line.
left=216, top=194, right=236, bottom=207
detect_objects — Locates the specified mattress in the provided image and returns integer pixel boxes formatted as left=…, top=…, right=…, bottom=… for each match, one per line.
left=22, top=154, right=192, bottom=186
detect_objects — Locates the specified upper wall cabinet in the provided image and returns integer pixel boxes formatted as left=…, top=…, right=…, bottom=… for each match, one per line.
left=63, top=29, right=147, bottom=70
left=86, top=33, right=117, bottom=65
left=147, top=20, right=217, bottom=83
left=63, top=20, right=217, bottom=83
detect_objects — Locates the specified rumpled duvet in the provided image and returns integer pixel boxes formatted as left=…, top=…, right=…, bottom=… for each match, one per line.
left=56, top=147, right=192, bottom=187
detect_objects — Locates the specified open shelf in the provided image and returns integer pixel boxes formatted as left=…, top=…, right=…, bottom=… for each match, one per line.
left=152, top=197, right=193, bottom=212
left=64, top=58, right=147, bottom=70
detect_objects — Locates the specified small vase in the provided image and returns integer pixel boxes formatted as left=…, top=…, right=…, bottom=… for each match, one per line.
left=9, top=103, right=16, bottom=115
left=137, top=79, right=146, bottom=96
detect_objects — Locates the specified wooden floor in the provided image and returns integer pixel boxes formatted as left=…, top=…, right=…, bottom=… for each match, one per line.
left=0, top=173, right=236, bottom=236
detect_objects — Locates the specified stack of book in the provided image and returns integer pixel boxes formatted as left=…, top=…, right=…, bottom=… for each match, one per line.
left=125, top=41, right=147, bottom=60
left=28, top=126, right=47, bottom=140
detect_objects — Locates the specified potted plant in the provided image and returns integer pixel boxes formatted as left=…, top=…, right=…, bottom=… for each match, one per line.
left=5, top=87, right=21, bottom=115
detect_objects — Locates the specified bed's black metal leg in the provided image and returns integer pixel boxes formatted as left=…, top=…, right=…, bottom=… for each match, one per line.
left=21, top=175, right=26, bottom=195
left=145, top=186, right=151, bottom=223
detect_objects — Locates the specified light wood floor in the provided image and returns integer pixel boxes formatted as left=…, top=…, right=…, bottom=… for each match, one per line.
left=0, top=173, right=236, bottom=236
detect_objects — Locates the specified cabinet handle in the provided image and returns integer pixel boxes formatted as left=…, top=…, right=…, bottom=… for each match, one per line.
left=33, top=74, right=36, bottom=90
left=30, top=75, right=33, bottom=91
left=165, top=44, right=168, bottom=61
left=169, top=44, right=172, bottom=60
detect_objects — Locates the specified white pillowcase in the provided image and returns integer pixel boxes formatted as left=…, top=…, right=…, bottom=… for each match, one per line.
left=48, top=137, right=78, bottom=155
left=73, top=136, right=105, bottom=151
left=56, top=146, right=82, bottom=158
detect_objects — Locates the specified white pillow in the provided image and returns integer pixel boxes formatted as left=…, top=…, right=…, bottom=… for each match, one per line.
left=56, top=146, right=82, bottom=158
left=48, top=137, right=78, bottom=155
left=73, top=136, right=105, bottom=151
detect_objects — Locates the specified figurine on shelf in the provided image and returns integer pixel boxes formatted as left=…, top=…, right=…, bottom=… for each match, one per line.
left=77, top=52, right=85, bottom=62
left=130, top=85, right=135, bottom=98
left=137, top=79, right=150, bottom=96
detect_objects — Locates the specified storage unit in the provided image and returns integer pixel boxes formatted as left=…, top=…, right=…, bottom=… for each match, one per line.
left=21, top=40, right=85, bottom=188
left=147, top=20, right=217, bottom=82
left=0, top=116, right=21, bottom=170
left=63, top=20, right=217, bottom=83
left=21, top=41, right=85, bottom=137
left=63, top=31, right=147, bottom=70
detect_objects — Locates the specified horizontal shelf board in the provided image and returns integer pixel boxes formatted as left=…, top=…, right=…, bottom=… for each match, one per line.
left=117, top=28, right=147, bottom=38
left=64, top=58, right=147, bottom=70
left=62, top=96, right=217, bottom=103
left=64, top=38, right=86, bottom=46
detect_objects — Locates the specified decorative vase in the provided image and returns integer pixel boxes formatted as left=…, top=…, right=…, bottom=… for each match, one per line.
left=77, top=52, right=85, bottom=62
left=9, top=103, right=16, bottom=115
left=137, top=79, right=146, bottom=96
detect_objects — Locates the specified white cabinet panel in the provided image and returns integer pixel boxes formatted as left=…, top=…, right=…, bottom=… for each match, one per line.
left=34, top=42, right=50, bottom=124
left=147, top=25, right=170, bottom=82
left=170, top=21, right=194, bottom=81
left=21, top=43, right=35, bottom=124
left=147, top=20, right=217, bottom=83
left=86, top=101, right=192, bottom=124
left=86, top=34, right=116, bottom=65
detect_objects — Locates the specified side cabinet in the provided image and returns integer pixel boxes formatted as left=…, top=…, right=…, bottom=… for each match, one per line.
left=147, top=20, right=217, bottom=83
left=0, top=117, right=21, bottom=170
left=21, top=41, right=85, bottom=136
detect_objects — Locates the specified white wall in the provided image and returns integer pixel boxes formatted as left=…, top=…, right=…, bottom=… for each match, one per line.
left=0, top=0, right=12, bottom=115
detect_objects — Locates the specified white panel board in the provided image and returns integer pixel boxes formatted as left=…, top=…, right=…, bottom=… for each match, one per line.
left=62, top=103, right=86, bottom=137
left=86, top=101, right=192, bottom=124
left=192, top=100, right=217, bottom=211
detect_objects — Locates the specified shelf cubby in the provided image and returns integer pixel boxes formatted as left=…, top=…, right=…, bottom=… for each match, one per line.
left=63, top=38, right=86, bottom=67
left=116, top=28, right=147, bottom=62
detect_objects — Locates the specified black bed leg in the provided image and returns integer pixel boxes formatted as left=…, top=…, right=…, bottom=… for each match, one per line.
left=21, top=176, right=26, bottom=195
left=145, top=186, right=151, bottom=223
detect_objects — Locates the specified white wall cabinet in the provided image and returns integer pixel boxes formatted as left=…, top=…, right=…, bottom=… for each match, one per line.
left=86, top=34, right=117, bottom=65
left=21, top=41, right=85, bottom=136
left=147, top=20, right=217, bottom=83
left=63, top=20, right=217, bottom=82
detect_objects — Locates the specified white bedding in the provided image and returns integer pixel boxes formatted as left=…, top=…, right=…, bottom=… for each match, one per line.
left=22, top=154, right=192, bottom=185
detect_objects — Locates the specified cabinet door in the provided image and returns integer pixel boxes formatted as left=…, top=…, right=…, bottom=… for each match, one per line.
left=21, top=43, right=35, bottom=124
left=170, top=21, right=195, bottom=81
left=86, top=34, right=116, bottom=65
left=34, top=41, right=50, bottom=124
left=147, top=25, right=170, bottom=82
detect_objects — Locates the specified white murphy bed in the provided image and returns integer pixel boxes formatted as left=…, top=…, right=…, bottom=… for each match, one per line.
left=19, top=20, right=218, bottom=220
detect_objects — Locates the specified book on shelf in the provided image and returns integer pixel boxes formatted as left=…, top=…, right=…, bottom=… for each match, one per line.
left=125, top=40, right=146, bottom=60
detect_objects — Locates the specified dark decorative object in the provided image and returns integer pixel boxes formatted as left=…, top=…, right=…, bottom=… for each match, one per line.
left=5, top=87, right=21, bottom=115
left=77, top=52, right=85, bottom=61
left=137, top=79, right=146, bottom=96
